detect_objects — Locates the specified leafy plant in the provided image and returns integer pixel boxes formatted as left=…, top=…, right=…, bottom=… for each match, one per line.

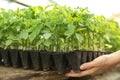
left=0, top=5, right=119, bottom=52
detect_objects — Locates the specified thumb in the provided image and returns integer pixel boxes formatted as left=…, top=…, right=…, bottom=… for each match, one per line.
left=80, top=61, right=95, bottom=70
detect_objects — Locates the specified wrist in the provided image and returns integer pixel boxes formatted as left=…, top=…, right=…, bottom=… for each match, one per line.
left=107, top=51, right=120, bottom=65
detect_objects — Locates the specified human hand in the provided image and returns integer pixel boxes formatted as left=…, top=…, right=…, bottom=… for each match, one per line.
left=66, top=55, right=116, bottom=77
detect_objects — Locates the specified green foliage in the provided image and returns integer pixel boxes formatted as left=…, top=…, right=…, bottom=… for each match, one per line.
left=0, top=5, right=119, bottom=52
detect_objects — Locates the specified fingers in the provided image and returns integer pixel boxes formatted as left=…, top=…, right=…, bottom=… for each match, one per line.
left=66, top=55, right=111, bottom=77
left=66, top=68, right=98, bottom=77
left=80, top=55, right=108, bottom=70
left=80, top=61, right=96, bottom=70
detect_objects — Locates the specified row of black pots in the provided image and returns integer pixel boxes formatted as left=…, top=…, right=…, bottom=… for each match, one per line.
left=0, top=48, right=110, bottom=74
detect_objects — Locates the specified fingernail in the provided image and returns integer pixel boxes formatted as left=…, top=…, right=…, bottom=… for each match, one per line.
left=80, top=65, right=85, bottom=70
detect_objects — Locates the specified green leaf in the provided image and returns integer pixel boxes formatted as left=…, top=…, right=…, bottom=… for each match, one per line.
left=36, top=39, right=44, bottom=46
left=104, top=34, right=110, bottom=42
left=5, top=40, right=12, bottom=46
left=64, top=24, right=75, bottom=38
left=105, top=44, right=112, bottom=49
left=29, top=24, right=43, bottom=42
left=44, top=40, right=52, bottom=47
left=16, top=26, right=21, bottom=32
left=43, top=33, right=52, bottom=39
left=0, top=32, right=3, bottom=39
left=75, top=33, right=84, bottom=43
left=20, top=30, right=28, bottom=40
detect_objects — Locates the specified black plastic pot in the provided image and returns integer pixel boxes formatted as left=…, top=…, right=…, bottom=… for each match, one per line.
left=52, top=52, right=68, bottom=74
left=66, top=50, right=82, bottom=73
left=29, top=50, right=42, bottom=70
left=40, top=51, right=54, bottom=71
left=105, top=51, right=111, bottom=54
left=19, top=50, right=32, bottom=69
left=9, top=49, right=22, bottom=68
left=93, top=51, right=98, bottom=59
left=87, top=51, right=93, bottom=62
left=0, top=49, right=12, bottom=67
left=97, top=51, right=103, bottom=57
left=81, top=51, right=88, bottom=64
left=0, top=53, right=2, bottom=65
left=0, top=48, right=3, bottom=65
